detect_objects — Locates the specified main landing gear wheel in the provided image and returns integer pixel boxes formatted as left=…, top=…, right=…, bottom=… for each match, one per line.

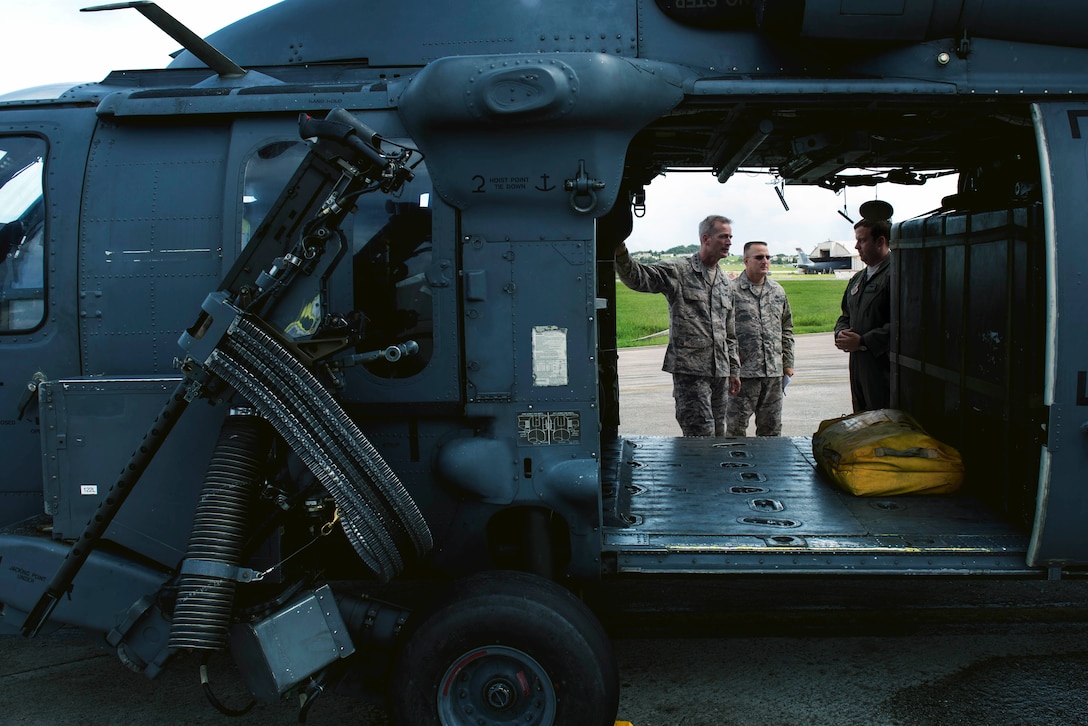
left=390, top=570, right=619, bottom=725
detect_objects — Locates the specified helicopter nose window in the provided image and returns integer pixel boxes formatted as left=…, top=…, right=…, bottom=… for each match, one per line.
left=0, top=137, right=46, bottom=333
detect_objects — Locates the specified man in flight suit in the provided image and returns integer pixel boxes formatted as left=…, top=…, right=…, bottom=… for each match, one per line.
left=834, top=213, right=892, bottom=412
left=615, top=214, right=741, bottom=436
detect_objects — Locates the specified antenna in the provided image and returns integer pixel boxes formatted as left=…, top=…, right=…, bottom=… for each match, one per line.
left=82, top=2, right=247, bottom=78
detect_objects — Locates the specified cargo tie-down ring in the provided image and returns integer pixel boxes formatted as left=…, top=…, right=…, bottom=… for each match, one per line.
left=565, top=159, right=605, bottom=213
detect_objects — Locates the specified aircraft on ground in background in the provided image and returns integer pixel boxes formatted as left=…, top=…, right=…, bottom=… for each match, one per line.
left=795, top=247, right=853, bottom=274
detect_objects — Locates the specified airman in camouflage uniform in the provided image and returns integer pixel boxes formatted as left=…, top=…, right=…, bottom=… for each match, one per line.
left=726, top=241, right=795, bottom=436
left=615, top=215, right=741, bottom=436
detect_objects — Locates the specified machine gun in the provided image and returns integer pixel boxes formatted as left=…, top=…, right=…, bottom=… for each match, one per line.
left=21, top=110, right=431, bottom=657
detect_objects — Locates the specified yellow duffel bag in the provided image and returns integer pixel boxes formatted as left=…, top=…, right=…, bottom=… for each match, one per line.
left=812, top=409, right=963, bottom=496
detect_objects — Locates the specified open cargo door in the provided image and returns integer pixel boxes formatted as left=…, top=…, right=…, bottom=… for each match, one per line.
left=1026, top=102, right=1088, bottom=568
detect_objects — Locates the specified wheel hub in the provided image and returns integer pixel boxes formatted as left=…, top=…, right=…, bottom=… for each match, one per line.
left=484, top=678, right=515, bottom=710
left=438, top=645, right=557, bottom=725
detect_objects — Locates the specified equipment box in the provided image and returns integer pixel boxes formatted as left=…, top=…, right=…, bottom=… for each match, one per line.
left=39, top=377, right=226, bottom=566
left=893, top=204, right=1046, bottom=525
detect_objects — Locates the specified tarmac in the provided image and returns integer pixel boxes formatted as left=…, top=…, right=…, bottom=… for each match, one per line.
left=618, top=331, right=852, bottom=437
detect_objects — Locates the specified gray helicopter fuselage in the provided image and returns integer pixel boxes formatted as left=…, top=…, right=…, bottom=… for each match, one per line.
left=1, top=0, right=1087, bottom=718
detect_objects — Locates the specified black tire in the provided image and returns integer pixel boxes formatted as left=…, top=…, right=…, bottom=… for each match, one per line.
left=390, top=570, right=619, bottom=725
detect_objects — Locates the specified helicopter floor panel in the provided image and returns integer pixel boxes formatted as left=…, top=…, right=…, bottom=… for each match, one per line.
left=601, top=436, right=1031, bottom=575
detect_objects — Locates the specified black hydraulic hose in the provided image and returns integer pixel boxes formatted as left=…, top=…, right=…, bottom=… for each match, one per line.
left=21, top=380, right=192, bottom=637
left=170, top=413, right=273, bottom=651
left=200, top=654, right=256, bottom=717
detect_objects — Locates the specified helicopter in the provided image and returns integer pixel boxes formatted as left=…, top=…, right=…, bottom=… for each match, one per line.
left=1, top=1, right=1086, bottom=723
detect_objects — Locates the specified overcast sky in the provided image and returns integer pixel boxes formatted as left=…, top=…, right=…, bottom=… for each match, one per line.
left=623, top=169, right=956, bottom=256
left=1, top=1, right=278, bottom=96
left=3, top=1, right=958, bottom=256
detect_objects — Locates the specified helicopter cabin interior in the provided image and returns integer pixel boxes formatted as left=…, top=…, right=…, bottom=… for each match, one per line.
left=594, top=93, right=1048, bottom=577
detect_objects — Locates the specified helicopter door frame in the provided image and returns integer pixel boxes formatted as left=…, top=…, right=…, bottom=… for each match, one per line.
left=1027, top=100, right=1088, bottom=567
left=0, top=112, right=92, bottom=523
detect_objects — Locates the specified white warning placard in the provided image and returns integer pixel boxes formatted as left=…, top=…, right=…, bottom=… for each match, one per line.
left=531, top=326, right=568, bottom=387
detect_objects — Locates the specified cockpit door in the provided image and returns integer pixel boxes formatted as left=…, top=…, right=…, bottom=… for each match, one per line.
left=0, top=113, right=91, bottom=525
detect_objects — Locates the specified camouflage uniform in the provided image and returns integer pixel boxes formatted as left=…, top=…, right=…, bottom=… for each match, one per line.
left=616, top=245, right=739, bottom=436
left=726, top=271, right=794, bottom=436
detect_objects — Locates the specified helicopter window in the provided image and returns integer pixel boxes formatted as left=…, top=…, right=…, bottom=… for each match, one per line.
left=240, top=140, right=310, bottom=248
left=241, top=138, right=435, bottom=378
left=0, top=137, right=46, bottom=333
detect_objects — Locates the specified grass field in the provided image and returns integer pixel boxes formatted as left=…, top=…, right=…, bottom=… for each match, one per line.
left=615, top=266, right=848, bottom=347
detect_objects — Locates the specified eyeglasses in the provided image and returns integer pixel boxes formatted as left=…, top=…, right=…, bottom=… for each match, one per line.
left=750, top=255, right=771, bottom=261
